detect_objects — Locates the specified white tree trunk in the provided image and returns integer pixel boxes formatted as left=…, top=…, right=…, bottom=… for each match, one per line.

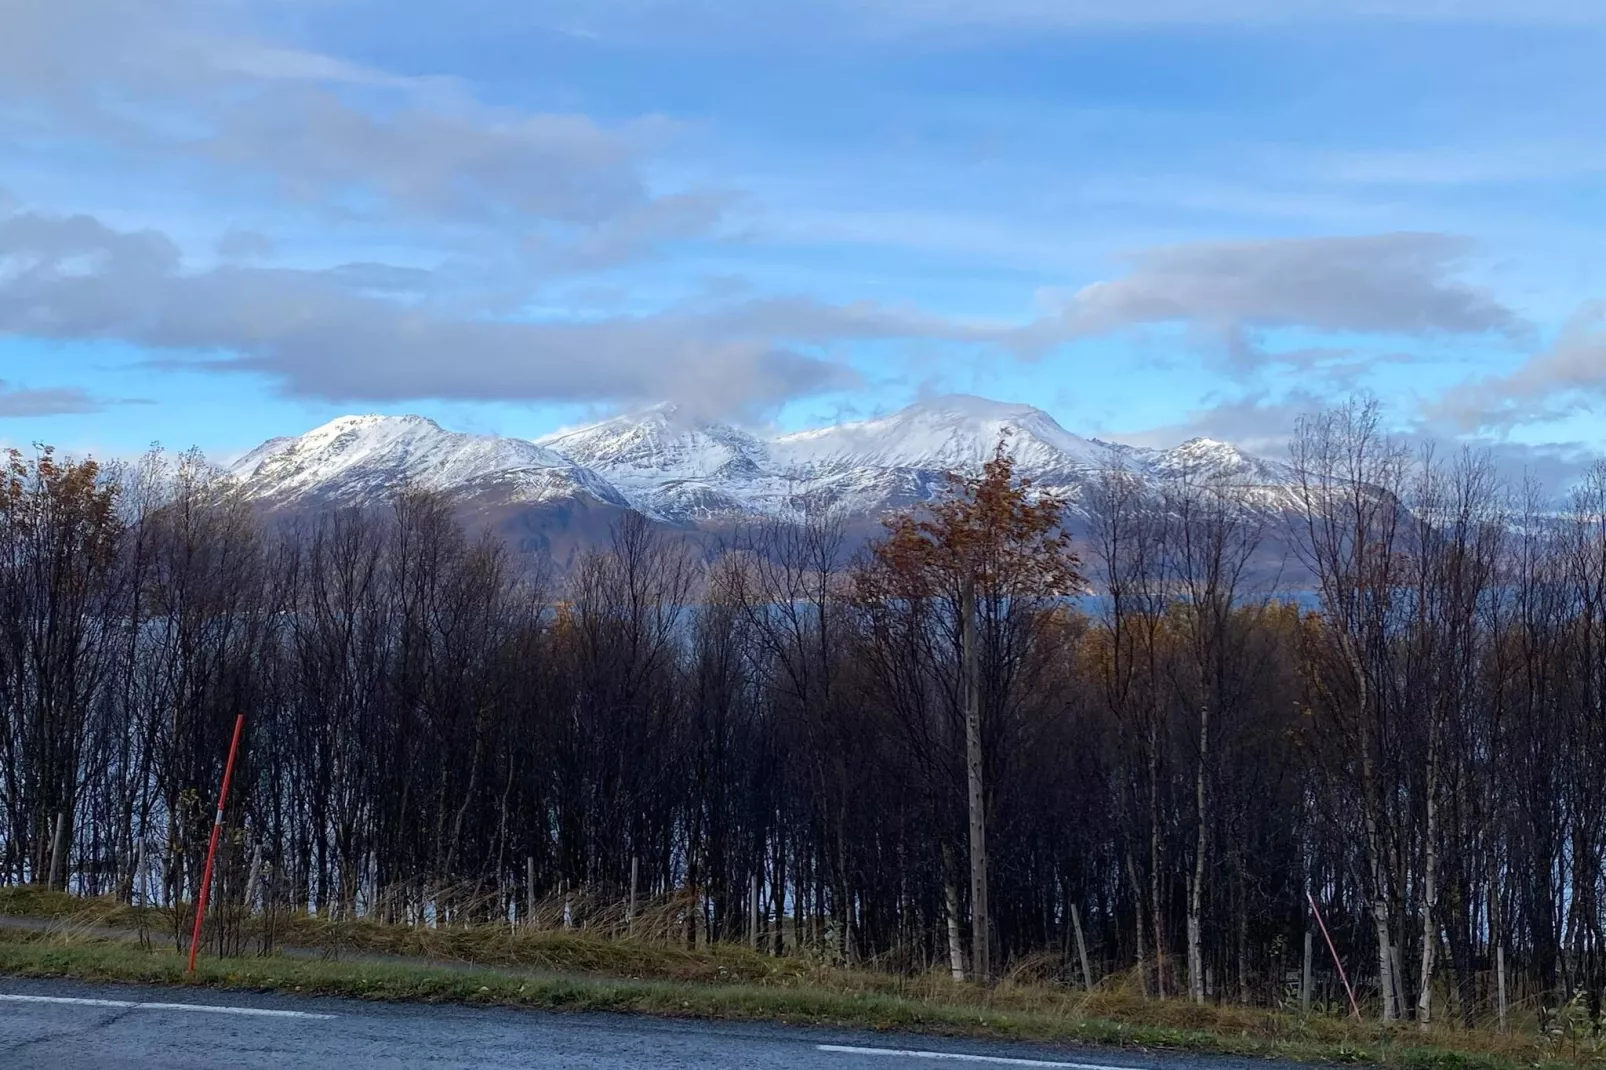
left=1149, top=718, right=1165, bottom=999
left=1127, top=853, right=1149, bottom=997
left=962, top=579, right=990, bottom=982
left=945, top=877, right=967, bottom=982
left=1417, top=726, right=1440, bottom=1029
left=1072, top=902, right=1094, bottom=993
left=1374, top=901, right=1398, bottom=1021
left=1353, top=654, right=1397, bottom=1023
left=1188, top=702, right=1209, bottom=1003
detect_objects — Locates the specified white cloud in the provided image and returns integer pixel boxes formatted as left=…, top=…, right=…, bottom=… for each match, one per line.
left=1018, top=233, right=1524, bottom=364
left=0, top=208, right=1023, bottom=416
left=0, top=380, right=109, bottom=417
left=1110, top=390, right=1327, bottom=456
left=1433, top=301, right=1606, bottom=430
left=0, top=0, right=714, bottom=246
left=216, top=229, right=275, bottom=262
left=1117, top=388, right=1599, bottom=496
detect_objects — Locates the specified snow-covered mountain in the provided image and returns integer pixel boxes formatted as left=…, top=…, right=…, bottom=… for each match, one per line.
left=773, top=395, right=1121, bottom=473
left=227, top=398, right=1298, bottom=536
left=536, top=404, right=773, bottom=522
left=229, top=414, right=627, bottom=508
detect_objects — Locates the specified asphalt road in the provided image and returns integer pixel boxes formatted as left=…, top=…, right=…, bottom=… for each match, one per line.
left=0, top=976, right=1291, bottom=1069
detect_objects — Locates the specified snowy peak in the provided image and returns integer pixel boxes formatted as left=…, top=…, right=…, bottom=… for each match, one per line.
left=533, top=404, right=773, bottom=522
left=772, top=394, right=1118, bottom=473
left=225, top=398, right=1301, bottom=532
left=538, top=403, right=768, bottom=480
left=229, top=413, right=625, bottom=507
left=1150, top=436, right=1294, bottom=486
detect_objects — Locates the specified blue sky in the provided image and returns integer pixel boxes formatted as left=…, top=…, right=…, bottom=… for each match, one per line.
left=3, top=0, right=1606, bottom=486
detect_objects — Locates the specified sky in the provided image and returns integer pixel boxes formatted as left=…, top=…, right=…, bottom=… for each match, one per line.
left=3, top=0, right=1606, bottom=487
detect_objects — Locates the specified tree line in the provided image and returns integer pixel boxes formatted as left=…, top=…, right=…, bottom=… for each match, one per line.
left=4, top=399, right=1606, bottom=1027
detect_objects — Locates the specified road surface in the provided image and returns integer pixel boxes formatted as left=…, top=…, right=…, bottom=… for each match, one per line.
left=0, top=976, right=1293, bottom=1069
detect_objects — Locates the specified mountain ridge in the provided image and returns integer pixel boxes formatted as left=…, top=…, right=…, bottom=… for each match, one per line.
left=227, top=396, right=1298, bottom=542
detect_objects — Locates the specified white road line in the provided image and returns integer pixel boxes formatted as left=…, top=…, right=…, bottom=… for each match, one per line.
left=818, top=1045, right=1140, bottom=1069
left=0, top=993, right=336, bottom=1019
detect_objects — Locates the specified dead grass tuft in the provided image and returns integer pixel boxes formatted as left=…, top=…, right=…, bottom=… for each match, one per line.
left=0, top=887, right=1585, bottom=1069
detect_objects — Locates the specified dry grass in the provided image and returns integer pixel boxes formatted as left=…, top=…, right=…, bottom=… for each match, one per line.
left=0, top=885, right=135, bottom=923
left=0, top=886, right=1597, bottom=1069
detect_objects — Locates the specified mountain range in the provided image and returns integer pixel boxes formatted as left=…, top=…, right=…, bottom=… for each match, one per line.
left=226, top=395, right=1298, bottom=565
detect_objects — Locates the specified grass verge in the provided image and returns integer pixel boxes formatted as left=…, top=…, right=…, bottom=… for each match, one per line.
left=0, top=926, right=1573, bottom=1070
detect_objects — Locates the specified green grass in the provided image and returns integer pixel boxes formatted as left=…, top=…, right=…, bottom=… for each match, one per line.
left=0, top=885, right=122, bottom=921
left=0, top=885, right=807, bottom=984
left=0, top=928, right=1574, bottom=1070
left=0, top=888, right=1590, bottom=1070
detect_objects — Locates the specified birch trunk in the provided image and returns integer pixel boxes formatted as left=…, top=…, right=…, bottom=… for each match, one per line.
left=1417, top=721, right=1440, bottom=1028
left=1127, top=851, right=1149, bottom=997
left=1188, top=701, right=1209, bottom=1003
left=1370, top=858, right=1398, bottom=1019
left=1149, top=714, right=1165, bottom=999
left=1072, top=902, right=1094, bottom=993
left=1350, top=640, right=1398, bottom=1022
left=945, top=875, right=967, bottom=982
left=962, top=578, right=990, bottom=982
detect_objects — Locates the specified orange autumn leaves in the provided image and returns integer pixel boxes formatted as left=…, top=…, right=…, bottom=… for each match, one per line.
left=859, top=442, right=1083, bottom=604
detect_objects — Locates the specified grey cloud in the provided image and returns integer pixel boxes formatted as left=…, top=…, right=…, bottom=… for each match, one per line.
left=200, top=88, right=651, bottom=228
left=1, top=0, right=716, bottom=253
left=1119, top=388, right=1599, bottom=497
left=0, top=380, right=107, bottom=417
left=1463, top=438, right=1596, bottom=497
left=217, top=228, right=275, bottom=262
left=1021, top=233, right=1524, bottom=363
left=1408, top=406, right=1598, bottom=496
left=693, top=295, right=989, bottom=342
left=0, top=211, right=181, bottom=275
left=0, top=208, right=992, bottom=416
left=324, top=262, right=438, bottom=294
left=1112, top=390, right=1329, bottom=457
left=523, top=193, right=732, bottom=275
left=1274, top=346, right=1426, bottom=389
left=1433, top=301, right=1606, bottom=430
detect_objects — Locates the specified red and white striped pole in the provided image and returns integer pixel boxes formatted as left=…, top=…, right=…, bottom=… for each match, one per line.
left=1307, top=890, right=1362, bottom=1020
left=188, top=713, right=246, bottom=974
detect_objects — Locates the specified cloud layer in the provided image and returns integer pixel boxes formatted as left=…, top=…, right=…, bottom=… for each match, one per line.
left=0, top=209, right=991, bottom=414
left=1120, top=387, right=1598, bottom=495
left=2, top=0, right=716, bottom=259
left=2, top=201, right=1547, bottom=419
left=1021, top=233, right=1522, bottom=363
left=3, top=0, right=1599, bottom=451
left=1435, top=302, right=1606, bottom=429
left=0, top=380, right=108, bottom=417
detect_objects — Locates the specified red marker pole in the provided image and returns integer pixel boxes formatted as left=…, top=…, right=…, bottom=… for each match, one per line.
left=188, top=713, right=246, bottom=974
left=1307, top=890, right=1362, bottom=1020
